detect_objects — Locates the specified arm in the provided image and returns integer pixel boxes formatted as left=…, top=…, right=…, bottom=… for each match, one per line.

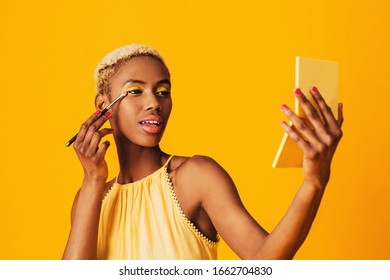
left=269, top=86, right=343, bottom=258
left=62, top=111, right=113, bottom=260
left=190, top=87, right=343, bottom=259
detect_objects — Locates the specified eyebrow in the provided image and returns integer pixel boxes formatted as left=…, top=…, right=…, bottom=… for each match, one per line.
left=123, top=79, right=171, bottom=87
left=157, top=79, right=171, bottom=86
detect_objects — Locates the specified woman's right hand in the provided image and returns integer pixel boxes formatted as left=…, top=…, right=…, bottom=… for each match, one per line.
left=73, top=110, right=113, bottom=182
left=63, top=110, right=113, bottom=259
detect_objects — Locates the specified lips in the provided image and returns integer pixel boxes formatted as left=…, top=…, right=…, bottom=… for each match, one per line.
left=140, top=120, right=161, bottom=125
left=139, top=115, right=164, bottom=134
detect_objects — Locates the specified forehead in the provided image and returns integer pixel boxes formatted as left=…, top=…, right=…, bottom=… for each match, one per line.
left=111, top=56, right=170, bottom=86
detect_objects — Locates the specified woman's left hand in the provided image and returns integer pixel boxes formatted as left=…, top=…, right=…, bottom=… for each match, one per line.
left=281, top=86, right=343, bottom=189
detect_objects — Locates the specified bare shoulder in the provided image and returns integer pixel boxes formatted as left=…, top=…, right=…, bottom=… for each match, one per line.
left=169, top=155, right=235, bottom=196
left=170, top=155, right=225, bottom=179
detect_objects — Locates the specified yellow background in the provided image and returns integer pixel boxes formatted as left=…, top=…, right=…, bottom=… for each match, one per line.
left=1, top=0, right=389, bottom=259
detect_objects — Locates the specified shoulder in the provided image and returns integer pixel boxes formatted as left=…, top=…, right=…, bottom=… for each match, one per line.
left=169, top=155, right=235, bottom=193
left=170, top=155, right=224, bottom=177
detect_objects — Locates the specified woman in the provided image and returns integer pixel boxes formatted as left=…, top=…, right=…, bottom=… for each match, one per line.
left=62, top=44, right=343, bottom=260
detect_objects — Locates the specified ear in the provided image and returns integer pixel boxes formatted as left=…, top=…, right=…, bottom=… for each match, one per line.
left=95, top=94, right=107, bottom=110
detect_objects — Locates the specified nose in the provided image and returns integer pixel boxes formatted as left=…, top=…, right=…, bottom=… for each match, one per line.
left=144, top=92, right=161, bottom=111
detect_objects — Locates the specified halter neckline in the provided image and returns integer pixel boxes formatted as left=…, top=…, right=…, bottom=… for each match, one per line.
left=115, top=155, right=174, bottom=185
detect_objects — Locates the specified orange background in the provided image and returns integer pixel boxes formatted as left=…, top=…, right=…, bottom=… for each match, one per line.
left=0, top=0, right=389, bottom=259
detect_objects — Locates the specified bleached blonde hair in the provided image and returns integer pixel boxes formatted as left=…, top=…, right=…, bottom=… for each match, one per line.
left=94, top=44, right=168, bottom=95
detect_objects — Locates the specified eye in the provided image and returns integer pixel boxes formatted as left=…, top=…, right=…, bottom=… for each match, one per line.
left=155, top=86, right=171, bottom=97
left=156, top=90, right=171, bottom=97
left=125, top=89, right=143, bottom=95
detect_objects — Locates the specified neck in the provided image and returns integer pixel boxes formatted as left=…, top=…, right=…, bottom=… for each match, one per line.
left=115, top=142, right=166, bottom=184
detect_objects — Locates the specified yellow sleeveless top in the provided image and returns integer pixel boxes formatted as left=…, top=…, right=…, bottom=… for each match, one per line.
left=97, top=156, right=218, bottom=259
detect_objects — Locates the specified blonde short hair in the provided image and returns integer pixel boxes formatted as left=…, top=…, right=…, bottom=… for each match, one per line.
left=94, top=44, right=168, bottom=95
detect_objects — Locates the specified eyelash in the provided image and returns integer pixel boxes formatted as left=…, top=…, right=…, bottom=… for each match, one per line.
left=125, top=89, right=170, bottom=97
left=156, top=90, right=170, bottom=96
left=125, top=89, right=143, bottom=95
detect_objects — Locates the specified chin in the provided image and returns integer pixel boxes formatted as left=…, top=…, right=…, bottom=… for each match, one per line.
left=135, top=136, right=161, bottom=147
left=140, top=136, right=164, bottom=148
left=119, top=134, right=164, bottom=148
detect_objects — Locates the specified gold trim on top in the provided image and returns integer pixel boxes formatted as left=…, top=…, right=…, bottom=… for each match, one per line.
left=163, top=167, right=220, bottom=247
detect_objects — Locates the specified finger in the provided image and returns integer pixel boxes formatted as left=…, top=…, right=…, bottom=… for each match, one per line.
left=281, top=104, right=322, bottom=146
left=294, top=88, right=325, bottom=131
left=281, top=121, right=313, bottom=155
left=310, top=87, right=343, bottom=144
left=80, top=112, right=112, bottom=151
left=86, top=128, right=114, bottom=156
left=337, top=102, right=344, bottom=128
left=310, top=86, right=339, bottom=129
left=95, top=140, right=111, bottom=160
left=295, top=87, right=343, bottom=147
left=74, top=110, right=105, bottom=146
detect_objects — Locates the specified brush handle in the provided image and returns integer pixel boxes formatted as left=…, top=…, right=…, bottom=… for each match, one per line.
left=65, top=108, right=108, bottom=147
left=65, top=92, right=126, bottom=147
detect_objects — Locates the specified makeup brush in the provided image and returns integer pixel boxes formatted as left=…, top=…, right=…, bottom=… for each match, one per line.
left=65, top=92, right=128, bottom=147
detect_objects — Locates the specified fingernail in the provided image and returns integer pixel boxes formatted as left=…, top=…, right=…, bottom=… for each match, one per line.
left=311, top=86, right=319, bottom=94
left=104, top=112, right=111, bottom=117
left=294, top=88, right=302, bottom=96
left=281, top=104, right=288, bottom=111
left=281, top=121, right=288, bottom=128
left=95, top=110, right=102, bottom=115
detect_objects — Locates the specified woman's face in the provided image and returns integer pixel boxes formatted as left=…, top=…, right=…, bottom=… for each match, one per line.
left=101, top=56, right=172, bottom=147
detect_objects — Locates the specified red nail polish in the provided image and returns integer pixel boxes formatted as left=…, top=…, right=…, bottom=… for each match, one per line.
left=281, top=121, right=288, bottom=128
left=95, top=110, right=102, bottom=115
left=104, top=112, right=111, bottom=117
left=281, top=104, right=288, bottom=111
left=311, top=86, right=319, bottom=94
left=294, top=88, right=302, bottom=96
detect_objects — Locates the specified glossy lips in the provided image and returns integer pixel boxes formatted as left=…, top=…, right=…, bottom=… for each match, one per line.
left=139, top=115, right=163, bottom=134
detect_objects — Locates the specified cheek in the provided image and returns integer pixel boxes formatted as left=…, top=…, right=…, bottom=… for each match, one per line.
left=112, top=102, right=139, bottom=127
left=162, top=99, right=173, bottom=116
left=119, top=99, right=141, bottom=116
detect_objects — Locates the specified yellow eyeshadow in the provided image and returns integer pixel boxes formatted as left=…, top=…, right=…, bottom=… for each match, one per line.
left=122, top=85, right=144, bottom=91
left=156, top=86, right=170, bottom=92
